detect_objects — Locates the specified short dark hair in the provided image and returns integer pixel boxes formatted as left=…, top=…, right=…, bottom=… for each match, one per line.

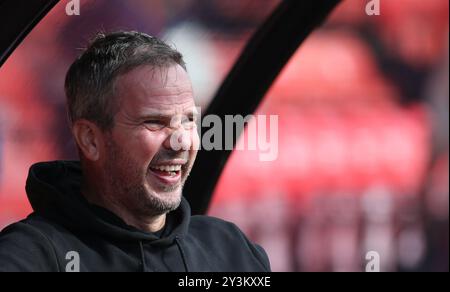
left=65, top=31, right=186, bottom=130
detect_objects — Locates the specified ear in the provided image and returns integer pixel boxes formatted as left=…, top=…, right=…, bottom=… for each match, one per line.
left=72, top=120, right=103, bottom=161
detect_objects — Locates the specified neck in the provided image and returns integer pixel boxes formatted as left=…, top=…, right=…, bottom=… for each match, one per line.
left=81, top=172, right=166, bottom=233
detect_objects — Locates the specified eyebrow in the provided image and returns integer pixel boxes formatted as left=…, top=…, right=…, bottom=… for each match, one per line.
left=140, top=113, right=171, bottom=120
left=140, top=109, right=197, bottom=120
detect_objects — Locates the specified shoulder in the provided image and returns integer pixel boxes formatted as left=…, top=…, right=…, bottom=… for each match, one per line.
left=190, top=214, right=238, bottom=231
left=190, top=215, right=248, bottom=243
left=189, top=215, right=271, bottom=271
left=0, top=214, right=61, bottom=272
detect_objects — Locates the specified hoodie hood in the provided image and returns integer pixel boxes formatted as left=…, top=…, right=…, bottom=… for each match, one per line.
left=25, top=160, right=190, bottom=246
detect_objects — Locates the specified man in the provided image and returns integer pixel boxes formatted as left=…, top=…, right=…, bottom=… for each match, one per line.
left=0, top=31, right=270, bottom=272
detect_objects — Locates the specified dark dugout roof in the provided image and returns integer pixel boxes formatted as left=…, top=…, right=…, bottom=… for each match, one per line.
left=0, top=0, right=59, bottom=67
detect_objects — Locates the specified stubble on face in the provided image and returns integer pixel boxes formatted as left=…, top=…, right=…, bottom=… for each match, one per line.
left=103, top=137, right=189, bottom=217
left=99, top=64, right=198, bottom=219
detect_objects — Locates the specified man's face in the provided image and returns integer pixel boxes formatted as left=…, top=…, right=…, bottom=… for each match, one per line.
left=101, top=64, right=199, bottom=216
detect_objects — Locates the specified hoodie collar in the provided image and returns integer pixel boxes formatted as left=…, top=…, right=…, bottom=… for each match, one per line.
left=25, top=160, right=190, bottom=245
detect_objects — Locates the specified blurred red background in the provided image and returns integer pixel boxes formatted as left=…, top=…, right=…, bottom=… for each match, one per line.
left=0, top=0, right=448, bottom=271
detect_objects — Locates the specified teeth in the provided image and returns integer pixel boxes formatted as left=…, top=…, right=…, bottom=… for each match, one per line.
left=151, top=165, right=182, bottom=172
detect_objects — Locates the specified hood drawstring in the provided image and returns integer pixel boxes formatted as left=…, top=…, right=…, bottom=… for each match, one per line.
left=139, top=241, right=147, bottom=272
left=175, top=237, right=190, bottom=272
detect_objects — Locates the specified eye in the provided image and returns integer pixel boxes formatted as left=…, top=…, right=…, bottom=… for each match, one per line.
left=144, top=120, right=166, bottom=131
left=182, top=116, right=196, bottom=129
left=183, top=116, right=195, bottom=123
left=145, top=120, right=163, bottom=124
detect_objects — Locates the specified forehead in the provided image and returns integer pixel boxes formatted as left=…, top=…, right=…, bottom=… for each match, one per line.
left=114, top=64, right=195, bottom=114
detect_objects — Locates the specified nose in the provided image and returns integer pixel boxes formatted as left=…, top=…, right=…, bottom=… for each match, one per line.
left=163, top=127, right=192, bottom=151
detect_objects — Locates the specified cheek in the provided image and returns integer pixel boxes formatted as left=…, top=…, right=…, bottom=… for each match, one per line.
left=126, top=131, right=164, bottom=164
left=189, top=129, right=200, bottom=162
left=141, top=132, right=164, bottom=156
left=190, top=128, right=201, bottom=151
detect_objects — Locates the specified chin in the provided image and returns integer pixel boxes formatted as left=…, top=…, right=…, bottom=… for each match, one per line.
left=149, top=184, right=183, bottom=202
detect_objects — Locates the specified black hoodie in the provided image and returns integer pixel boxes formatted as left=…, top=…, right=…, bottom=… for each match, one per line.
left=0, top=161, right=271, bottom=272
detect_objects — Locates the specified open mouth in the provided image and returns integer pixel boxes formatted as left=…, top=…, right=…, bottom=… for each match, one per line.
left=149, top=164, right=184, bottom=185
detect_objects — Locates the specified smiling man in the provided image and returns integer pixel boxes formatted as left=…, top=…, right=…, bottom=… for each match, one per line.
left=0, top=31, right=270, bottom=272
